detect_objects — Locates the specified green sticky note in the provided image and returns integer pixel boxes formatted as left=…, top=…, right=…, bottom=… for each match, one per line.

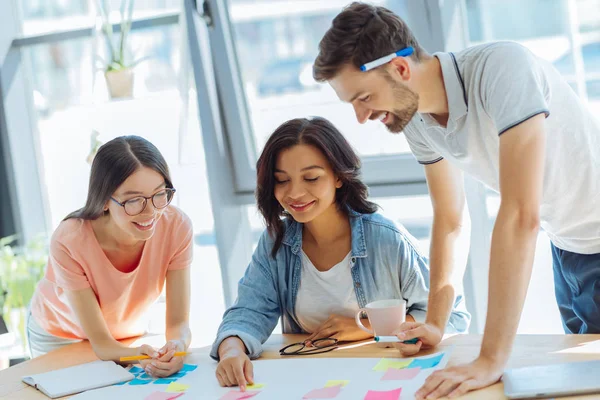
left=165, top=382, right=190, bottom=393
left=372, top=358, right=413, bottom=371
left=325, top=380, right=350, bottom=387
left=246, top=383, right=266, bottom=390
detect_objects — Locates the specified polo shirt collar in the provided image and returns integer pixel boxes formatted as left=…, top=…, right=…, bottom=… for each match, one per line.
left=420, top=52, right=468, bottom=132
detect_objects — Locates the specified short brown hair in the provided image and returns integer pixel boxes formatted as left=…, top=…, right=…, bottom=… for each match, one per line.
left=313, top=2, right=424, bottom=81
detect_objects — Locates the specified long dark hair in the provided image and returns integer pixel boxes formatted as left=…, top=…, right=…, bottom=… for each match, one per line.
left=256, top=117, right=377, bottom=257
left=65, top=135, right=173, bottom=221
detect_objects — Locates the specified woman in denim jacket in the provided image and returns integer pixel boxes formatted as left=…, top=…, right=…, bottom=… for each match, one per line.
left=212, top=117, right=470, bottom=389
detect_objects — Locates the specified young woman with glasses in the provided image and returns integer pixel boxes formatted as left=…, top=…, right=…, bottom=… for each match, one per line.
left=211, top=117, right=470, bottom=390
left=28, top=135, right=193, bottom=378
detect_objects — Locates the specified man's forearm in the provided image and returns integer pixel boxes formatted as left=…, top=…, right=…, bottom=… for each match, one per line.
left=425, top=220, right=465, bottom=332
left=480, top=209, right=538, bottom=366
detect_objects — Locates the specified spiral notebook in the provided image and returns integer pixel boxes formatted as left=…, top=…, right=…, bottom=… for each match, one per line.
left=22, top=360, right=134, bottom=399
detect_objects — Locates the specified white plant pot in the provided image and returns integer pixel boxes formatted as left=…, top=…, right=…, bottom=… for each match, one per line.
left=105, top=69, right=134, bottom=99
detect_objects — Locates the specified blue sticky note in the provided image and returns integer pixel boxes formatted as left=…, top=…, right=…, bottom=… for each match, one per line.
left=129, top=378, right=153, bottom=385
left=138, top=373, right=153, bottom=379
left=169, top=372, right=186, bottom=379
left=154, top=378, right=177, bottom=385
left=180, top=364, right=197, bottom=372
left=129, top=366, right=144, bottom=374
left=113, top=381, right=127, bottom=386
left=409, top=353, right=444, bottom=369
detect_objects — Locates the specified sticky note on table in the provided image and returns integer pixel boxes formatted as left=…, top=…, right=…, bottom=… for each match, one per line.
left=144, top=392, right=185, bottom=400
left=180, top=364, right=198, bottom=372
left=303, top=384, right=343, bottom=399
left=372, top=358, right=413, bottom=371
left=409, top=353, right=444, bottom=369
left=165, top=382, right=190, bottom=393
left=246, top=383, right=266, bottom=390
left=325, top=380, right=349, bottom=387
left=364, top=388, right=402, bottom=400
left=130, top=378, right=153, bottom=385
left=129, top=365, right=144, bottom=374
left=219, top=390, right=261, bottom=400
left=381, top=367, right=421, bottom=380
left=154, top=378, right=177, bottom=385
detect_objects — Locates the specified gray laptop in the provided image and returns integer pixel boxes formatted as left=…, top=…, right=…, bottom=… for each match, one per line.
left=503, top=359, right=600, bottom=399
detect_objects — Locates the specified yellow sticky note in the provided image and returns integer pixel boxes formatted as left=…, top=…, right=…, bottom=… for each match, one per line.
left=246, top=383, right=265, bottom=390
left=325, top=380, right=350, bottom=387
left=372, top=358, right=413, bottom=371
left=165, top=382, right=190, bottom=393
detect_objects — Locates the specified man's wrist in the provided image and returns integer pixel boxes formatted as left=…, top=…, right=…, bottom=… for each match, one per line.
left=478, top=350, right=508, bottom=370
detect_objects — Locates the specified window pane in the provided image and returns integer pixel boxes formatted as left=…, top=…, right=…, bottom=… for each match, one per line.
left=20, top=0, right=91, bottom=36
left=25, top=25, right=181, bottom=115
left=227, top=0, right=412, bottom=157
left=19, top=0, right=181, bottom=36
left=465, top=0, right=600, bottom=111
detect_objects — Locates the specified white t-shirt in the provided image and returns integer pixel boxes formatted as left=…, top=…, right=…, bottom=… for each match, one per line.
left=403, top=41, right=600, bottom=254
left=295, top=250, right=360, bottom=333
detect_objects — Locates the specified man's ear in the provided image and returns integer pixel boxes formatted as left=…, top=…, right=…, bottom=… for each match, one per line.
left=388, top=57, right=411, bottom=81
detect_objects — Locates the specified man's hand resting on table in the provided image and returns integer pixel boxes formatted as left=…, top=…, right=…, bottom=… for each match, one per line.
left=415, top=356, right=503, bottom=399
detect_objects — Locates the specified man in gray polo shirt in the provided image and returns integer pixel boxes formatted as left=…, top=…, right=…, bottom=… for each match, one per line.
left=314, top=2, right=600, bottom=399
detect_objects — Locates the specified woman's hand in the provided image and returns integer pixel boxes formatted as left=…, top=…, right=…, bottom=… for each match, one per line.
left=140, top=339, right=185, bottom=378
left=216, top=346, right=254, bottom=391
left=305, top=314, right=373, bottom=343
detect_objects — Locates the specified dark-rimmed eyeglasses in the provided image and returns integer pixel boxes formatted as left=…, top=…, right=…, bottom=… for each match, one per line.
left=110, top=188, right=176, bottom=216
left=279, top=338, right=338, bottom=356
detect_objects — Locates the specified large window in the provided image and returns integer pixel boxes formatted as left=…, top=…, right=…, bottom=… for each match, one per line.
left=466, top=0, right=600, bottom=107
left=19, top=0, right=181, bottom=36
left=11, top=1, right=226, bottom=352
left=227, top=0, right=412, bottom=158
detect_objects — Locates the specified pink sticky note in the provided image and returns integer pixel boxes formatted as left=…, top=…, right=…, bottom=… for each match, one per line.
left=303, top=384, right=343, bottom=399
left=219, top=390, right=261, bottom=400
left=381, top=366, right=421, bottom=380
left=364, top=388, right=402, bottom=400
left=144, top=392, right=185, bottom=400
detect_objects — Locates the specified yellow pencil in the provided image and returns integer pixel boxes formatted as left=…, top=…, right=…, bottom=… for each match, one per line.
left=120, top=351, right=189, bottom=362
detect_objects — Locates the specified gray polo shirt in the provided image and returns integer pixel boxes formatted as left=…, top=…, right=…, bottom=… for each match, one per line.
left=403, top=41, right=600, bottom=254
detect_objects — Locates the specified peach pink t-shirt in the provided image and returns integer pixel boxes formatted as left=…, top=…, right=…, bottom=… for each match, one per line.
left=30, top=206, right=193, bottom=340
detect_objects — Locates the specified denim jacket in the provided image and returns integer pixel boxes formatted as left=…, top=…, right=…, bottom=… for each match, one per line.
left=210, top=210, right=470, bottom=360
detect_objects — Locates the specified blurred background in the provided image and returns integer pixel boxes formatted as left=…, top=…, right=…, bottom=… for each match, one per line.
left=1, top=0, right=599, bottom=368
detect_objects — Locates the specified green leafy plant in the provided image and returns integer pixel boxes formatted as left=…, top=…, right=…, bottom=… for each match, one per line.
left=0, top=235, right=48, bottom=353
left=95, top=0, right=147, bottom=72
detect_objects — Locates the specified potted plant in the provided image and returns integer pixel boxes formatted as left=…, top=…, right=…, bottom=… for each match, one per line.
left=95, top=0, right=146, bottom=99
left=0, top=235, right=48, bottom=357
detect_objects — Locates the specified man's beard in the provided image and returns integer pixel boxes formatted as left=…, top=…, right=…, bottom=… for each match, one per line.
left=383, top=74, right=419, bottom=133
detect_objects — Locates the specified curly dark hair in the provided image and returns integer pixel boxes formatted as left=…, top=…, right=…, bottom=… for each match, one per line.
left=256, top=117, right=378, bottom=257
left=313, top=2, right=424, bottom=81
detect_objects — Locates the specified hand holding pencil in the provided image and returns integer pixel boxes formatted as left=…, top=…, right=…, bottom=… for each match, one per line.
left=125, top=340, right=188, bottom=378
left=120, top=351, right=189, bottom=362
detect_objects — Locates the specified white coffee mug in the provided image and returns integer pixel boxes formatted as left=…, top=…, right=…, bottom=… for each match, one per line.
left=355, top=299, right=406, bottom=336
